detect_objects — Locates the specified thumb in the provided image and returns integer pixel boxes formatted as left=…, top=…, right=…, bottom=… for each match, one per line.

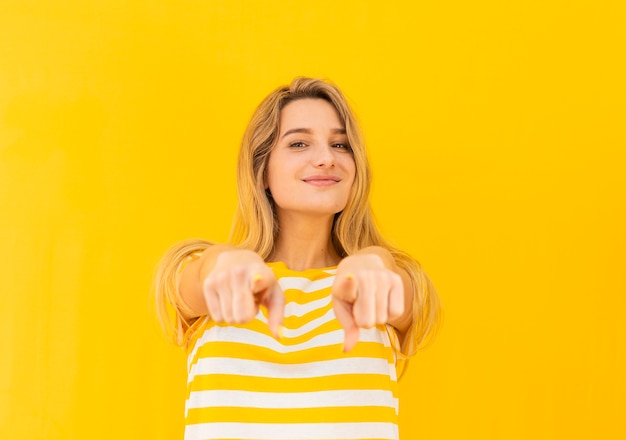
left=251, top=272, right=275, bottom=296
left=333, top=273, right=358, bottom=302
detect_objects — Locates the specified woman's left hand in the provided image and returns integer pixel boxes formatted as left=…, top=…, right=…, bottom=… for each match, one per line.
left=332, top=253, right=405, bottom=352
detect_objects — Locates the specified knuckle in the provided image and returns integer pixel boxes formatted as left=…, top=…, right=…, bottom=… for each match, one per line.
left=245, top=308, right=258, bottom=322
left=207, top=306, right=219, bottom=321
left=235, top=307, right=253, bottom=323
left=232, top=265, right=246, bottom=279
left=393, top=273, right=402, bottom=286
left=355, top=314, right=375, bottom=329
left=213, top=271, right=229, bottom=286
left=221, top=313, right=231, bottom=322
left=396, top=303, right=405, bottom=316
left=203, top=275, right=216, bottom=291
left=221, top=306, right=233, bottom=322
left=389, top=301, right=404, bottom=318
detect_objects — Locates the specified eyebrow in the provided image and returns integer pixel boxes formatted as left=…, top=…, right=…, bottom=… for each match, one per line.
left=280, top=127, right=347, bottom=139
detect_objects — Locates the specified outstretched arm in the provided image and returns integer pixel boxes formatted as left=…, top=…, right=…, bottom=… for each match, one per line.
left=332, top=246, right=414, bottom=352
left=179, top=245, right=285, bottom=339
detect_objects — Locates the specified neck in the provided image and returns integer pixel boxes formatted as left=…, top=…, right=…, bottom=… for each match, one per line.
left=271, top=213, right=340, bottom=271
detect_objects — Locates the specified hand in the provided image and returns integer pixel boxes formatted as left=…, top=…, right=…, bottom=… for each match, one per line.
left=332, top=253, right=405, bottom=352
left=202, top=250, right=285, bottom=339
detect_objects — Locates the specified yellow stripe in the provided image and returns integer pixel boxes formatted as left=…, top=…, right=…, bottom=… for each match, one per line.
left=188, top=373, right=397, bottom=394
left=280, top=321, right=343, bottom=346
left=282, top=286, right=333, bottom=304
left=186, top=405, right=398, bottom=425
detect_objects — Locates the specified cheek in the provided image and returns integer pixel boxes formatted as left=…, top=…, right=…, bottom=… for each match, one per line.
left=344, top=157, right=357, bottom=185
left=343, top=158, right=357, bottom=202
left=265, top=153, right=279, bottom=190
left=265, top=161, right=288, bottom=198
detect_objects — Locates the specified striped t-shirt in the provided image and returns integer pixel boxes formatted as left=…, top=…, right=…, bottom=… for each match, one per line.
left=184, top=262, right=402, bottom=440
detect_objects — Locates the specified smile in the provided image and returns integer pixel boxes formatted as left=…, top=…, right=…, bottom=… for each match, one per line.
left=302, top=175, right=341, bottom=187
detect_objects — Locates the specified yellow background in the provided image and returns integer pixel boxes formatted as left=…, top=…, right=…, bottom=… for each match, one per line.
left=1, top=1, right=624, bottom=438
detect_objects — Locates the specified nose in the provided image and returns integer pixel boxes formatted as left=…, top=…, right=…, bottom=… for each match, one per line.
left=313, top=145, right=335, bottom=168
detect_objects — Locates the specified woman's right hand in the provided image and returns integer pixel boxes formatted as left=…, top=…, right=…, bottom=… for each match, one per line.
left=201, top=249, right=285, bottom=339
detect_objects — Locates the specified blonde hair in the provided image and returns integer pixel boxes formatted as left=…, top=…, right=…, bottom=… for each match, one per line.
left=155, top=77, right=440, bottom=352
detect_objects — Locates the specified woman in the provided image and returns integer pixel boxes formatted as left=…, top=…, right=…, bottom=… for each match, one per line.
left=155, top=77, right=440, bottom=440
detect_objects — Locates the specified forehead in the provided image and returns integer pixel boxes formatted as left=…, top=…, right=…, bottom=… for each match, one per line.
left=279, top=98, right=344, bottom=132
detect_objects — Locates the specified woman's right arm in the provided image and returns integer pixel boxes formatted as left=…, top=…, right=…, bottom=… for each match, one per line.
left=178, top=244, right=242, bottom=319
left=178, top=244, right=284, bottom=337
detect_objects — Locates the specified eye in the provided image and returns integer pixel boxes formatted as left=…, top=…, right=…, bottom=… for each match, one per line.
left=289, top=141, right=307, bottom=148
left=332, top=143, right=351, bottom=151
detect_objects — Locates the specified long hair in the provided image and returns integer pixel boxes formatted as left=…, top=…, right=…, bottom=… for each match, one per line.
left=155, top=77, right=440, bottom=351
left=229, top=77, right=370, bottom=259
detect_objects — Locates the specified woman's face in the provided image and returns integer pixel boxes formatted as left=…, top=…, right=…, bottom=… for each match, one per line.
left=266, top=98, right=356, bottom=220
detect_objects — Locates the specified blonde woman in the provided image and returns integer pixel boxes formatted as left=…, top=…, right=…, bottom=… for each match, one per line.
left=155, top=77, right=440, bottom=440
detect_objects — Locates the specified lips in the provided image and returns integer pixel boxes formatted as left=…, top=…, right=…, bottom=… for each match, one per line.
left=302, top=175, right=341, bottom=186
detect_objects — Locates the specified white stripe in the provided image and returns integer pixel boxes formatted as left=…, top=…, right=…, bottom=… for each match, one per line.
left=256, top=307, right=336, bottom=338
left=278, top=275, right=335, bottom=292
left=184, top=422, right=398, bottom=440
left=284, top=294, right=332, bottom=317
left=188, top=357, right=395, bottom=383
left=186, top=389, right=396, bottom=410
left=188, top=322, right=392, bottom=371
left=189, top=326, right=390, bottom=368
left=199, top=327, right=341, bottom=355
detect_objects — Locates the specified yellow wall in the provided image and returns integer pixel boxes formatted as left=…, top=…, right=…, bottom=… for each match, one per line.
left=1, top=1, right=624, bottom=438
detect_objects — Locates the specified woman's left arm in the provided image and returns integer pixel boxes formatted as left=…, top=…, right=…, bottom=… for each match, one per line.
left=332, top=246, right=414, bottom=352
